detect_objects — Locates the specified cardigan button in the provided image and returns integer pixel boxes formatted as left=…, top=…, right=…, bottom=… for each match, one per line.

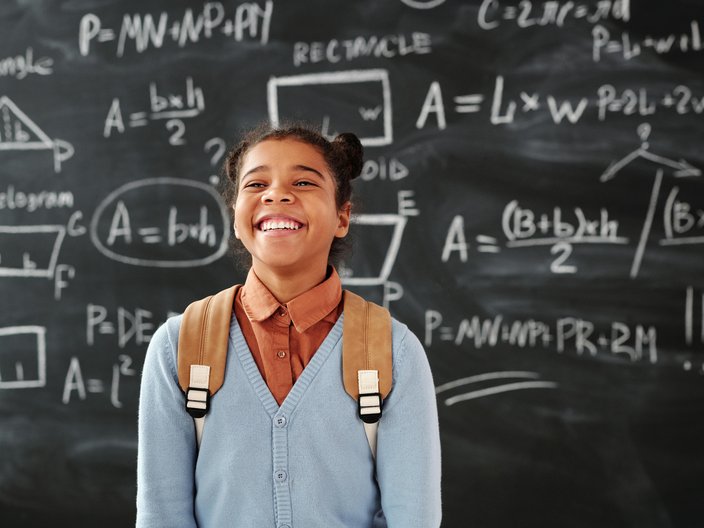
left=274, top=469, right=288, bottom=483
left=274, top=415, right=287, bottom=428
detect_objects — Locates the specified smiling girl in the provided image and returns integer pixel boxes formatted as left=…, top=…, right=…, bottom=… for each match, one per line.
left=137, top=123, right=441, bottom=527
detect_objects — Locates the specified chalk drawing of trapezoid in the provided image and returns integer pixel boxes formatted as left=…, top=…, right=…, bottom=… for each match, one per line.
left=0, top=225, right=66, bottom=278
left=0, top=95, right=74, bottom=172
left=340, top=214, right=407, bottom=287
left=267, top=69, right=393, bottom=146
left=0, top=326, right=47, bottom=389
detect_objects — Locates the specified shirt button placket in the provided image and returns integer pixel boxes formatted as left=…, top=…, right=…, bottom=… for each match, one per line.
left=271, top=305, right=292, bottom=526
left=272, top=410, right=292, bottom=526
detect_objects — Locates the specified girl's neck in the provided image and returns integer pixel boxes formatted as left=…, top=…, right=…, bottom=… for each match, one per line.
left=251, top=261, right=329, bottom=304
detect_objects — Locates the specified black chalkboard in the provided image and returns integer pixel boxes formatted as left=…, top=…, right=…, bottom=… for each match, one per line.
left=1, top=0, right=703, bottom=526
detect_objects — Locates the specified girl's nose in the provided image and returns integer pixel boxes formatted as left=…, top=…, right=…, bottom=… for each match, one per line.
left=261, top=182, right=294, bottom=204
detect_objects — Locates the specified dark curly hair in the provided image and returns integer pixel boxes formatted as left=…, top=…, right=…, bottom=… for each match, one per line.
left=219, top=121, right=364, bottom=271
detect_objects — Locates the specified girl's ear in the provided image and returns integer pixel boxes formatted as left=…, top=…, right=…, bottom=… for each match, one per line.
left=233, top=206, right=240, bottom=239
left=335, top=201, right=352, bottom=238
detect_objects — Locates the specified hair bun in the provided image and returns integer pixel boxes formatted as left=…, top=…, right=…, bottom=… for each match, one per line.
left=332, top=132, right=363, bottom=180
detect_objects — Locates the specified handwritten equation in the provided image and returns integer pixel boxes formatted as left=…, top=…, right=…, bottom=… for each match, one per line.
left=62, top=354, right=137, bottom=408
left=439, top=125, right=702, bottom=277
left=425, top=282, right=704, bottom=375
left=415, top=77, right=704, bottom=131
left=104, top=77, right=205, bottom=144
left=90, top=177, right=230, bottom=268
left=78, top=1, right=273, bottom=57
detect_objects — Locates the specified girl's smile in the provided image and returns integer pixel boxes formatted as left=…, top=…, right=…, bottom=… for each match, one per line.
left=256, top=214, right=305, bottom=234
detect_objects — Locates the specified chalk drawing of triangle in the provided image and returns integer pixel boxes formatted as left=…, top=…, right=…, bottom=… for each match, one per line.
left=0, top=96, right=54, bottom=151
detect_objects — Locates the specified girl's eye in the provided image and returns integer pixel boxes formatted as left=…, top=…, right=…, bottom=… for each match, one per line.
left=295, top=180, right=315, bottom=186
left=243, top=182, right=265, bottom=189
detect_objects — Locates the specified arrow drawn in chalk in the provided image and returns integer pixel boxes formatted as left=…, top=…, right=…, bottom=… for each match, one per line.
left=600, top=123, right=701, bottom=182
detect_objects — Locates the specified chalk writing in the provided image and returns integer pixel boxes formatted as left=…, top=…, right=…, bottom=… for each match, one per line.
left=415, top=77, right=704, bottom=130
left=440, top=127, right=701, bottom=276
left=0, top=225, right=67, bottom=278
left=87, top=304, right=156, bottom=348
left=425, top=310, right=660, bottom=364
left=0, top=326, right=46, bottom=389
left=662, top=186, right=704, bottom=246
left=593, top=20, right=702, bottom=62
left=0, top=47, right=53, bottom=79
left=0, top=96, right=74, bottom=172
left=441, top=206, right=626, bottom=274
left=600, top=124, right=701, bottom=277
left=339, top=213, right=408, bottom=287
left=62, top=354, right=137, bottom=408
left=360, top=157, right=409, bottom=181
left=0, top=186, right=74, bottom=212
left=268, top=69, right=393, bottom=146
left=78, top=1, right=273, bottom=57
left=0, top=213, right=83, bottom=299
left=401, top=0, right=447, bottom=10
left=104, top=77, right=205, bottom=143
left=684, top=286, right=704, bottom=347
left=90, top=178, right=229, bottom=267
left=436, top=371, right=558, bottom=406
left=477, top=0, right=630, bottom=30
left=598, top=84, right=704, bottom=119
left=205, top=137, right=227, bottom=185
left=292, top=32, right=432, bottom=67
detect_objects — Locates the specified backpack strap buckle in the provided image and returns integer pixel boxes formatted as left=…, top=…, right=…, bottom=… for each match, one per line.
left=186, top=365, right=210, bottom=419
left=358, top=370, right=382, bottom=424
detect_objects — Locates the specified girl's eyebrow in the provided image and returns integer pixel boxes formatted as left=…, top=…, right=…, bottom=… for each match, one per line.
left=241, top=166, right=266, bottom=181
left=294, top=165, right=326, bottom=180
left=241, top=164, right=326, bottom=181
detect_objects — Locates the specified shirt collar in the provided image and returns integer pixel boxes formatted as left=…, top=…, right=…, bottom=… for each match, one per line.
left=240, top=265, right=342, bottom=333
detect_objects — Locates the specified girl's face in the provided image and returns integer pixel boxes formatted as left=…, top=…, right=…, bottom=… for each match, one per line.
left=234, top=138, right=351, bottom=275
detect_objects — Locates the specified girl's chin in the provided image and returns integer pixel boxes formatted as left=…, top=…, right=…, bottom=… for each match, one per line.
left=251, top=251, right=326, bottom=269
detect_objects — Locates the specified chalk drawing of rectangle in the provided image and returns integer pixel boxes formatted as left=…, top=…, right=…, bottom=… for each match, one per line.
left=0, top=326, right=47, bottom=389
left=267, top=69, right=392, bottom=146
left=0, top=225, right=66, bottom=278
left=342, top=214, right=407, bottom=286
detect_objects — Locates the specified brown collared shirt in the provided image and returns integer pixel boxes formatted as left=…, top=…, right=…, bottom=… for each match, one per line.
left=234, top=266, right=344, bottom=405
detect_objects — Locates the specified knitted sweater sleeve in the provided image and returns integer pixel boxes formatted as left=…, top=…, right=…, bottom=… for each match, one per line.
left=375, top=323, right=442, bottom=528
left=136, top=317, right=199, bottom=528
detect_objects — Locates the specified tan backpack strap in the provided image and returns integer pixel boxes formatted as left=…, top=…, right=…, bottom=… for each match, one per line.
left=342, top=290, right=393, bottom=401
left=342, top=290, right=392, bottom=459
left=177, top=284, right=240, bottom=397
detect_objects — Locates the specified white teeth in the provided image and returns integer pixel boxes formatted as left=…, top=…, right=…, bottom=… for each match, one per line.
left=259, top=219, right=302, bottom=231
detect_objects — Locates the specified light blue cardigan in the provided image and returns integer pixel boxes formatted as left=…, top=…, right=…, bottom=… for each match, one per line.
left=136, top=311, right=441, bottom=527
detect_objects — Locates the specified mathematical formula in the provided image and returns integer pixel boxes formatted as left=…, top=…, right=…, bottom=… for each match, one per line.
left=1, top=0, right=702, bottom=423
left=415, top=77, right=704, bottom=132
left=78, top=1, right=273, bottom=57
